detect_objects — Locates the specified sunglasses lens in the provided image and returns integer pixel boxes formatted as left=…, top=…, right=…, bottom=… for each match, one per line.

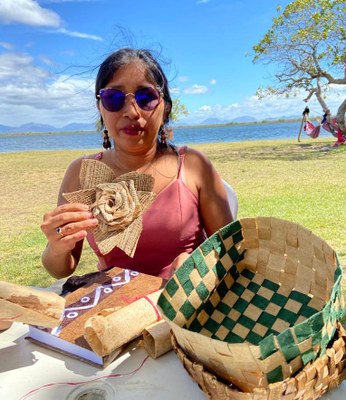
left=99, top=89, right=125, bottom=112
left=135, top=87, right=160, bottom=111
left=99, top=87, right=160, bottom=112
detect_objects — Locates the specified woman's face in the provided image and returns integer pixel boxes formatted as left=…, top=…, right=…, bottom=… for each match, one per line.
left=98, top=60, right=165, bottom=154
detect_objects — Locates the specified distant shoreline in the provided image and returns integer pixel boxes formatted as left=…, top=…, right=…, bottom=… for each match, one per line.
left=174, top=117, right=302, bottom=130
left=0, top=118, right=302, bottom=137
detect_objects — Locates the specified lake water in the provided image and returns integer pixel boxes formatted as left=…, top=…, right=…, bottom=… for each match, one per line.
left=0, top=121, right=331, bottom=153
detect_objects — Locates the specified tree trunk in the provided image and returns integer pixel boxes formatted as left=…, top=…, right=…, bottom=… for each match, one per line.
left=314, top=90, right=330, bottom=115
left=315, top=88, right=346, bottom=135
left=336, top=98, right=346, bottom=134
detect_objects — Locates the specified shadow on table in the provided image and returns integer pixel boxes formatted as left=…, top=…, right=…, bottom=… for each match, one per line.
left=0, top=335, right=38, bottom=373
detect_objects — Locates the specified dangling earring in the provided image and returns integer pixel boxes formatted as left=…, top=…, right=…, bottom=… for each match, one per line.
left=159, top=126, right=173, bottom=148
left=159, top=127, right=167, bottom=148
left=103, top=129, right=111, bottom=150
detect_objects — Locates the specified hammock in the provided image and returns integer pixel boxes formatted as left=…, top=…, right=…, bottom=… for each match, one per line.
left=298, top=105, right=345, bottom=145
left=320, top=115, right=339, bottom=138
left=304, top=115, right=339, bottom=138
left=304, top=120, right=321, bottom=138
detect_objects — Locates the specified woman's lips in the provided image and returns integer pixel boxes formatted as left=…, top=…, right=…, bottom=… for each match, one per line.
left=121, top=125, right=143, bottom=136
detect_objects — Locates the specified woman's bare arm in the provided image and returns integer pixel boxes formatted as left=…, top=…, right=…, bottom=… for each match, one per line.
left=41, top=158, right=98, bottom=278
left=183, top=147, right=233, bottom=236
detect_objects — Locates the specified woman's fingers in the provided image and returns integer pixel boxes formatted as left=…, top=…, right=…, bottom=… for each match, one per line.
left=51, top=203, right=90, bottom=216
left=55, top=217, right=98, bottom=238
left=43, top=203, right=90, bottom=222
left=51, top=211, right=95, bottom=230
left=52, top=229, right=90, bottom=252
left=41, top=203, right=98, bottom=244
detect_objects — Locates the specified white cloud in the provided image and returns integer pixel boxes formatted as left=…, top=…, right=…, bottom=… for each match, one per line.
left=170, top=87, right=180, bottom=95
left=181, top=86, right=346, bottom=124
left=0, top=1, right=103, bottom=41
left=55, top=28, right=103, bottom=41
left=210, top=79, right=216, bottom=85
left=0, top=41, right=14, bottom=50
left=2, top=51, right=344, bottom=128
left=178, top=76, right=189, bottom=83
left=0, top=52, right=49, bottom=83
left=24, top=41, right=35, bottom=48
left=38, top=55, right=54, bottom=65
left=184, top=84, right=208, bottom=94
left=0, top=52, right=96, bottom=126
left=61, top=49, right=76, bottom=57
left=0, top=0, right=61, bottom=27
left=196, top=0, right=211, bottom=4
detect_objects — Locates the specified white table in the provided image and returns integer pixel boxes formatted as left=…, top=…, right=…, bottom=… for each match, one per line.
left=1, top=323, right=345, bottom=400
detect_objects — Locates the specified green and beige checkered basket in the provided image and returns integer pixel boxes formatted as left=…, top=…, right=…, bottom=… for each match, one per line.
left=157, top=217, right=346, bottom=394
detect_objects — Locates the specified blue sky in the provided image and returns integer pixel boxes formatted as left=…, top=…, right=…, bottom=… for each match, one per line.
left=0, top=0, right=344, bottom=128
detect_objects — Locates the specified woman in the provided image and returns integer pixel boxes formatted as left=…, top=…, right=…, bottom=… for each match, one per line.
left=41, top=48, right=233, bottom=280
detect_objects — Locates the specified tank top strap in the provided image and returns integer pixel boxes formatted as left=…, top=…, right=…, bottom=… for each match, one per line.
left=82, top=152, right=103, bottom=160
left=177, top=146, right=187, bottom=181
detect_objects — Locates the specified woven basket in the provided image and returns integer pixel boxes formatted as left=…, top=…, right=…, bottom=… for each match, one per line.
left=172, top=323, right=346, bottom=400
left=157, top=217, right=345, bottom=392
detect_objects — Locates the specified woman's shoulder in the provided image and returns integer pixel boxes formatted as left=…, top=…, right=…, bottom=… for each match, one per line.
left=178, top=146, right=215, bottom=193
left=82, top=151, right=104, bottom=161
left=66, top=152, right=103, bottom=170
left=61, top=152, right=103, bottom=193
left=182, top=146, right=212, bottom=168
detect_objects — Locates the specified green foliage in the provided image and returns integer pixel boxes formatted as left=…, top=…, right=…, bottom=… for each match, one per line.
left=252, top=0, right=346, bottom=94
left=170, top=98, right=189, bottom=122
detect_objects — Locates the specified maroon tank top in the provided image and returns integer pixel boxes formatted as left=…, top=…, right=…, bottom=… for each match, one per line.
left=86, top=147, right=206, bottom=279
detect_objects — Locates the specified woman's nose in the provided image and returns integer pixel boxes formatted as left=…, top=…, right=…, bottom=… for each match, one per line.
left=122, top=94, right=140, bottom=118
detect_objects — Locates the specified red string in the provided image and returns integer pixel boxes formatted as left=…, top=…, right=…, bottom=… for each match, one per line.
left=18, top=355, right=149, bottom=400
left=0, top=314, right=22, bottom=321
left=118, top=290, right=162, bottom=322
left=143, top=295, right=162, bottom=322
left=118, top=288, right=163, bottom=306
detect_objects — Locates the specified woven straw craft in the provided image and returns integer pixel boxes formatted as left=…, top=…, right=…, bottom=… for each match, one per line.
left=158, top=217, right=345, bottom=392
left=172, top=322, right=346, bottom=400
left=63, top=159, right=156, bottom=257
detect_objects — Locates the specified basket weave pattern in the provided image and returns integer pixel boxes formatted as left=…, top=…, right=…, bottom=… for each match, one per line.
left=158, top=217, right=345, bottom=391
left=172, top=323, right=346, bottom=400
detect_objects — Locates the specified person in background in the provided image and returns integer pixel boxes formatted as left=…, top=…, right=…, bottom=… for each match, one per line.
left=41, top=48, right=233, bottom=281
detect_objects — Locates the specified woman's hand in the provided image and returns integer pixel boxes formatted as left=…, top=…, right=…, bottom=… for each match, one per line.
left=41, top=203, right=98, bottom=254
left=170, top=252, right=190, bottom=273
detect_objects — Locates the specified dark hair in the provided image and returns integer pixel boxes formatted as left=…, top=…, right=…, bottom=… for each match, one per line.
left=96, top=48, right=172, bottom=130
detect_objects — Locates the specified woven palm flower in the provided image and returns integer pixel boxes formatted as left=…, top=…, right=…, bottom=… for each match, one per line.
left=63, top=159, right=156, bottom=258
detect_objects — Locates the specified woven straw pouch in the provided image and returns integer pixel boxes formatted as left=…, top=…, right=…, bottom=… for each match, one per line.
left=157, top=217, right=345, bottom=392
left=172, top=322, right=346, bottom=400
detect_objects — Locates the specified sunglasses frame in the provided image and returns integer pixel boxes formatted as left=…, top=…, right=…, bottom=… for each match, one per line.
left=97, top=87, right=162, bottom=112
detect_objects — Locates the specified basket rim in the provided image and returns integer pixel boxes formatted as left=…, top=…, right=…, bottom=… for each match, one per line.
left=171, top=322, right=346, bottom=399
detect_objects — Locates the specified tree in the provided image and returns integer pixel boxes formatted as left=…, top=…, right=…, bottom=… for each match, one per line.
left=253, top=0, right=346, bottom=134
left=170, top=98, right=188, bottom=123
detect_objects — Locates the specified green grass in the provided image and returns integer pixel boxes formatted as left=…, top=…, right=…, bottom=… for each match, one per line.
left=0, top=137, right=345, bottom=288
